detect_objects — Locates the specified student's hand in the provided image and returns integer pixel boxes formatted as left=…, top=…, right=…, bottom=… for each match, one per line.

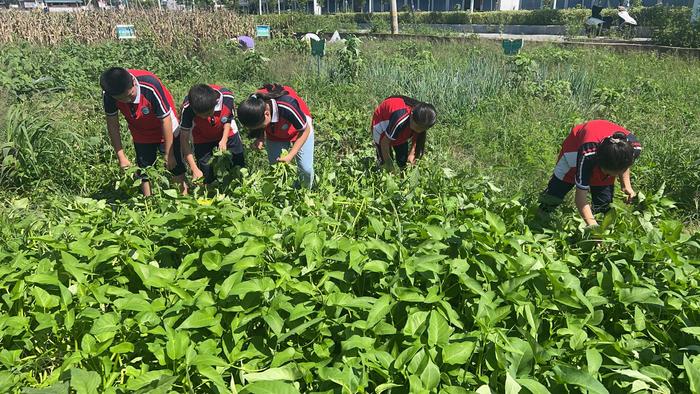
left=192, top=167, right=204, bottom=181
left=218, top=139, right=228, bottom=152
left=165, top=151, right=176, bottom=170
left=584, top=223, right=604, bottom=246
left=251, top=138, right=264, bottom=150
left=118, top=157, right=131, bottom=169
left=622, top=187, right=636, bottom=204
left=277, top=154, right=294, bottom=164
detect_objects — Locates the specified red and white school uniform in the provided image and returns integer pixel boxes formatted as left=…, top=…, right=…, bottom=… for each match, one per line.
left=103, top=69, right=179, bottom=143
left=256, top=85, right=311, bottom=142
left=179, top=85, right=237, bottom=144
left=371, top=97, right=415, bottom=146
left=553, top=119, right=642, bottom=190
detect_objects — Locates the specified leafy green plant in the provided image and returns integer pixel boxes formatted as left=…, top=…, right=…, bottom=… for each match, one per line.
left=334, top=36, right=363, bottom=82
left=0, top=104, right=78, bottom=189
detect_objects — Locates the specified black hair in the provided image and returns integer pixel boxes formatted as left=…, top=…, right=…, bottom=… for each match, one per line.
left=597, top=131, right=636, bottom=172
left=388, top=95, right=437, bottom=128
left=188, top=84, right=219, bottom=114
left=238, top=84, right=289, bottom=139
left=387, top=96, right=436, bottom=157
left=100, top=67, right=133, bottom=97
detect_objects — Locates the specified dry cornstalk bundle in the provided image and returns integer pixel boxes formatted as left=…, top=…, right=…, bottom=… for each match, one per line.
left=0, top=10, right=255, bottom=46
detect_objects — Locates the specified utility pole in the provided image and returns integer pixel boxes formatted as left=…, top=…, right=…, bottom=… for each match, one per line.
left=390, top=0, right=398, bottom=33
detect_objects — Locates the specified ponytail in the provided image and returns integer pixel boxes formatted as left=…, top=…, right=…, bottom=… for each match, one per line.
left=238, top=84, right=290, bottom=139
left=388, top=95, right=437, bottom=129
left=597, top=131, right=636, bottom=172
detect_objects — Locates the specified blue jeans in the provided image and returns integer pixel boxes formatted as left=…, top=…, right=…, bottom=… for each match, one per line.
left=266, top=127, right=315, bottom=189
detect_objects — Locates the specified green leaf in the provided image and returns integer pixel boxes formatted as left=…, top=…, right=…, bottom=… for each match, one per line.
left=505, top=372, right=522, bottom=394
left=196, top=365, right=228, bottom=391
left=166, top=331, right=190, bottom=360
left=109, top=342, right=134, bottom=354
left=375, top=383, right=402, bottom=393
left=341, top=335, right=375, bottom=352
left=681, top=327, right=700, bottom=338
left=177, top=308, right=217, bottom=330
left=201, top=250, right=223, bottom=271
left=70, top=368, right=100, bottom=394
left=420, top=359, right=440, bottom=390
left=485, top=210, right=506, bottom=235
left=402, top=310, right=429, bottom=337
left=516, top=378, right=550, bottom=394
left=366, top=294, right=393, bottom=329
left=428, top=310, right=452, bottom=347
left=553, top=365, right=609, bottom=394
left=239, top=381, right=300, bottom=394
left=476, top=385, right=492, bottom=394
left=90, top=313, right=120, bottom=342
left=31, top=286, right=59, bottom=309
left=634, top=306, right=646, bottom=331
left=684, top=356, right=700, bottom=393
left=442, top=342, right=476, bottom=365
left=614, top=369, right=659, bottom=387
left=243, top=366, right=301, bottom=383
left=586, top=348, right=603, bottom=376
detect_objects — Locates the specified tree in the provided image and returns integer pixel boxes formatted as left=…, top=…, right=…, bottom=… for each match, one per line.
left=390, top=0, right=398, bottom=33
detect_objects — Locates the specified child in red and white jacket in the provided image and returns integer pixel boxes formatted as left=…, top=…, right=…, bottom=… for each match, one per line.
left=101, top=67, right=186, bottom=196
left=237, top=84, right=315, bottom=189
left=178, top=84, right=245, bottom=185
left=539, top=119, right=642, bottom=227
left=371, top=96, right=437, bottom=172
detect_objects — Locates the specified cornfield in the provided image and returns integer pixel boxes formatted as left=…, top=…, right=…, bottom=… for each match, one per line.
left=0, top=10, right=256, bottom=46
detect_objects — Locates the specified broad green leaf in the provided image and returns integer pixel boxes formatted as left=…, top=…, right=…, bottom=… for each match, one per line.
left=681, top=327, right=700, bottom=338
left=586, top=348, right=603, bottom=376
left=70, top=368, right=100, bottom=394
left=109, top=342, right=134, bottom=354
left=239, top=381, right=300, bottom=394
left=363, top=260, right=388, bottom=273
left=243, top=366, right=301, bottom=383
left=403, top=310, right=429, bottom=337
left=366, top=294, right=393, bottom=329
left=228, top=278, right=276, bottom=298
left=553, top=365, right=609, bottom=394
left=516, top=378, right=550, bottom=394
left=485, top=210, right=506, bottom=235
left=192, top=354, right=229, bottom=368
left=166, top=331, right=190, bottom=360
left=634, top=306, right=646, bottom=331
left=614, top=369, right=659, bottom=387
left=341, top=335, right=375, bottom=352
left=506, top=372, right=522, bottom=394
left=428, top=310, right=452, bottom=347
left=376, top=383, right=402, bottom=393
left=442, top=342, right=476, bottom=365
left=263, top=310, right=284, bottom=336
left=31, top=287, right=59, bottom=309
left=476, top=385, right=493, bottom=394
left=197, top=365, right=228, bottom=391
left=202, top=250, right=223, bottom=271
left=177, top=309, right=217, bottom=330
left=420, top=359, right=440, bottom=391
left=90, top=313, right=120, bottom=342
left=684, top=356, right=700, bottom=393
